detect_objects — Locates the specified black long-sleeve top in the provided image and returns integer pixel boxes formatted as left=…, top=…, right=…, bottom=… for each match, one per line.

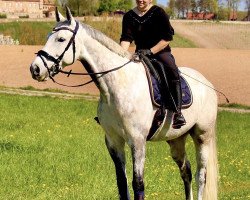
left=120, top=5, right=174, bottom=52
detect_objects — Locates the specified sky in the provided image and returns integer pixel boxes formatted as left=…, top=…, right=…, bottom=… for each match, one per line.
left=157, top=0, right=167, bottom=6
left=156, top=0, right=246, bottom=11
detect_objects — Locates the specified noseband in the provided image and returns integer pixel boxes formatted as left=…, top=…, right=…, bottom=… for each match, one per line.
left=36, top=21, right=79, bottom=77
left=34, top=20, right=134, bottom=88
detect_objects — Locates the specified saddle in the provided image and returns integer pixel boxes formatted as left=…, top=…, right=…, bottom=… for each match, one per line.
left=140, top=55, right=193, bottom=109
left=138, top=54, right=193, bottom=140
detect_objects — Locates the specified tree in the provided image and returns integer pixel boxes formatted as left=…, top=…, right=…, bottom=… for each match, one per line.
left=66, top=0, right=99, bottom=16
left=244, top=0, right=250, bottom=20
left=175, top=0, right=191, bottom=18
left=117, top=0, right=133, bottom=11
left=190, top=0, right=198, bottom=13
left=197, top=0, right=218, bottom=18
left=225, top=0, right=240, bottom=20
left=81, top=0, right=99, bottom=15
left=197, top=0, right=206, bottom=12
left=98, top=0, right=119, bottom=13
left=167, top=0, right=176, bottom=18
left=217, top=3, right=228, bottom=19
left=67, top=0, right=81, bottom=16
left=206, top=0, right=219, bottom=15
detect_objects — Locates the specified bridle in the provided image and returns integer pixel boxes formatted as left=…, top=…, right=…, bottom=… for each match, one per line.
left=35, top=20, right=133, bottom=87
left=36, top=21, right=79, bottom=78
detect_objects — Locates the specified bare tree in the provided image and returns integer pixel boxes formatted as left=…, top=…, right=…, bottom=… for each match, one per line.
left=190, top=0, right=198, bottom=13
left=225, top=0, right=241, bottom=20
left=167, top=0, right=176, bottom=18
left=175, top=0, right=191, bottom=18
left=246, top=0, right=250, bottom=20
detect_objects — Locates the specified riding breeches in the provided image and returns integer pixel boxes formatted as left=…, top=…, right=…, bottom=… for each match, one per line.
left=154, top=51, right=180, bottom=82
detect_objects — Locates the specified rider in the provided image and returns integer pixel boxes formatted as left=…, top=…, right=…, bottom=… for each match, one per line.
left=120, top=0, right=186, bottom=129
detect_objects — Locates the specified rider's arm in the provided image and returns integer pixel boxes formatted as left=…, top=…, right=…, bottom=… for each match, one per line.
left=150, top=39, right=170, bottom=55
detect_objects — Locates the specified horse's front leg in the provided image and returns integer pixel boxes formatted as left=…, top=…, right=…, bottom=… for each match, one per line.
left=105, top=135, right=130, bottom=200
left=131, top=138, right=146, bottom=200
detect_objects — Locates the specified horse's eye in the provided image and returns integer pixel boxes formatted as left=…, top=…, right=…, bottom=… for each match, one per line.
left=57, top=37, right=65, bottom=42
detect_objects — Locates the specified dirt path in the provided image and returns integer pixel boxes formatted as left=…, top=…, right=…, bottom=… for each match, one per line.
left=0, top=45, right=249, bottom=106
left=171, top=20, right=250, bottom=49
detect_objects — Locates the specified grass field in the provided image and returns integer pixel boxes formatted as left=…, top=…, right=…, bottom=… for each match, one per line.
left=0, top=93, right=249, bottom=199
left=0, top=20, right=196, bottom=47
left=1, top=19, right=250, bottom=49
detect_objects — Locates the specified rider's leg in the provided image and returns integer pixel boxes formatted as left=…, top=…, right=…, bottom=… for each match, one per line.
left=155, top=52, right=186, bottom=129
left=171, top=79, right=186, bottom=128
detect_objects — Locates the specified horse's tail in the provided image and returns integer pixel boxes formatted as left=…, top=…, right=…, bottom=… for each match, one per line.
left=203, top=126, right=218, bottom=200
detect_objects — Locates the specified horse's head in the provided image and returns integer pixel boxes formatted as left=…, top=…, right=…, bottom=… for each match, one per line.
left=30, top=7, right=81, bottom=81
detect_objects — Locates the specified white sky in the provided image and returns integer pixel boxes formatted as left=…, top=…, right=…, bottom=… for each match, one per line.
left=156, top=0, right=246, bottom=11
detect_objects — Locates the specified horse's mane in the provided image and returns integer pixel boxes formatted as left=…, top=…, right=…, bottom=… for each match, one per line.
left=80, top=22, right=131, bottom=59
left=55, top=20, right=131, bottom=58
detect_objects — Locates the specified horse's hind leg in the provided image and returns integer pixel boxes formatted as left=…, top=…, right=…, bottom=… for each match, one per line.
left=167, top=134, right=193, bottom=200
left=190, top=126, right=218, bottom=200
left=105, top=135, right=130, bottom=200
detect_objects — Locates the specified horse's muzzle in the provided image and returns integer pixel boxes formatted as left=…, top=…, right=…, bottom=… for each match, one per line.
left=30, top=64, right=48, bottom=81
left=30, top=64, right=40, bottom=80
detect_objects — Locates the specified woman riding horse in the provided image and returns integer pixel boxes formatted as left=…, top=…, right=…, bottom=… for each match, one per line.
left=120, top=0, right=186, bottom=129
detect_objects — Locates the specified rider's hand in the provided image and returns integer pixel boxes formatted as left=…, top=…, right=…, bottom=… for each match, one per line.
left=137, top=49, right=153, bottom=57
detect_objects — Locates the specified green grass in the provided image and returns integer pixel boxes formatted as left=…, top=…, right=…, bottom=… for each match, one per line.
left=0, top=20, right=196, bottom=48
left=0, top=93, right=249, bottom=199
left=19, top=85, right=70, bottom=94
left=0, top=21, right=54, bottom=45
left=172, top=33, right=196, bottom=48
left=219, top=103, right=250, bottom=110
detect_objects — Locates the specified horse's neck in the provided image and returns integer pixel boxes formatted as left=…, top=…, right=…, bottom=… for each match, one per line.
left=81, top=36, right=146, bottom=100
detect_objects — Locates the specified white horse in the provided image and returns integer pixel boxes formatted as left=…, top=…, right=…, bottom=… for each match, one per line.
left=30, top=7, right=218, bottom=200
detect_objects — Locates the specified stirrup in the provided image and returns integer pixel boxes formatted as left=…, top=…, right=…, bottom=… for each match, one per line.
left=172, top=113, right=186, bottom=129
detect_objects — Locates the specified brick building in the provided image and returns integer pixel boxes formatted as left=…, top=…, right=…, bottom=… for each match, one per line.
left=186, top=12, right=215, bottom=20
left=0, top=0, right=55, bottom=18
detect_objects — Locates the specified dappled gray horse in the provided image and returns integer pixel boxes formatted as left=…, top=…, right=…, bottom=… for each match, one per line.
left=30, top=7, right=218, bottom=200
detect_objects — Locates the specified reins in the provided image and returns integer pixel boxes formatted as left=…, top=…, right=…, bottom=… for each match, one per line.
left=36, top=20, right=229, bottom=102
left=58, top=60, right=133, bottom=76
left=180, top=71, right=230, bottom=103
left=49, top=59, right=133, bottom=87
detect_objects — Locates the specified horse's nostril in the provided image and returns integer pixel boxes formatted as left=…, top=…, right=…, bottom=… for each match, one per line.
left=30, top=64, right=40, bottom=76
left=34, top=65, right=40, bottom=75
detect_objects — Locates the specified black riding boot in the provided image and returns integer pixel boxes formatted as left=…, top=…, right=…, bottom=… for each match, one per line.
left=172, top=80, right=186, bottom=129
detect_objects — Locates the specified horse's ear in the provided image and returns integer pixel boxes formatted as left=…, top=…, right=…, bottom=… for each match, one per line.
left=65, top=6, right=74, bottom=22
left=55, top=7, right=65, bottom=22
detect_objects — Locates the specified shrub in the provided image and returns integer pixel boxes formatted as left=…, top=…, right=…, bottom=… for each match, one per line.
left=0, top=13, right=7, bottom=19
left=19, top=15, right=29, bottom=19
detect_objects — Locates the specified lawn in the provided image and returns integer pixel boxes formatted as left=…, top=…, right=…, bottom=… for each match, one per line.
left=0, top=20, right=196, bottom=48
left=1, top=19, right=249, bottom=49
left=0, top=93, right=249, bottom=199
